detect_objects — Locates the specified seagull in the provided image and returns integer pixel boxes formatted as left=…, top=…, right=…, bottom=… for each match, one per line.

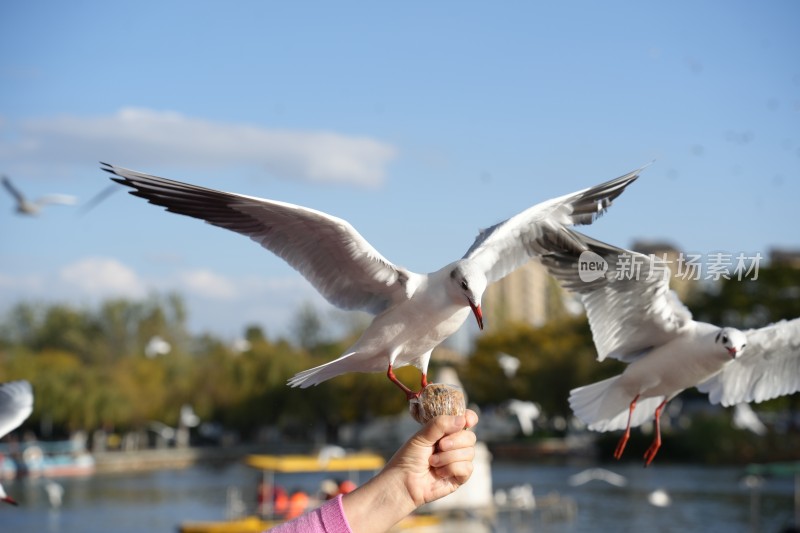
left=647, top=488, right=671, bottom=507
left=497, top=352, right=521, bottom=378
left=567, top=467, right=628, bottom=487
left=180, top=404, right=200, bottom=428
left=103, top=162, right=644, bottom=399
left=539, top=230, right=800, bottom=466
left=1, top=175, right=77, bottom=216
left=43, top=479, right=64, bottom=508
left=731, top=403, right=767, bottom=436
left=505, top=399, right=540, bottom=436
left=0, top=380, right=34, bottom=506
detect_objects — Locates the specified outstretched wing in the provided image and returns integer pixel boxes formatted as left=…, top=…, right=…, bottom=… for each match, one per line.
left=0, top=380, right=34, bottom=439
left=697, top=318, right=800, bottom=406
left=103, top=163, right=417, bottom=314
left=1, top=176, right=26, bottom=204
left=464, top=166, right=646, bottom=285
left=36, top=194, right=78, bottom=206
left=539, top=229, right=693, bottom=362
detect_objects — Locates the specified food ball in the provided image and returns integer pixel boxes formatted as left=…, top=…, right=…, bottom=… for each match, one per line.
left=409, top=383, right=465, bottom=424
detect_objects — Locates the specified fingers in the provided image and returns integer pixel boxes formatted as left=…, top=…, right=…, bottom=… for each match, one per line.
left=430, top=445, right=475, bottom=485
left=428, top=411, right=477, bottom=485
left=464, top=409, right=478, bottom=429
left=430, top=441, right=475, bottom=468
left=436, top=423, right=476, bottom=453
left=414, top=412, right=471, bottom=447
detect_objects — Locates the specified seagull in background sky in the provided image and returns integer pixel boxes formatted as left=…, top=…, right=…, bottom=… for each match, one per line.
left=104, top=162, right=645, bottom=399
left=539, top=229, right=800, bottom=466
left=1, top=175, right=77, bottom=216
left=0, top=380, right=34, bottom=506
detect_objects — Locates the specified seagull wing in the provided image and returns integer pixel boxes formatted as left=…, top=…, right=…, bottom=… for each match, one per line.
left=539, top=229, right=693, bottom=362
left=1, top=176, right=26, bottom=204
left=102, top=163, right=415, bottom=314
left=463, top=166, right=645, bottom=284
left=697, top=318, right=800, bottom=406
left=36, top=194, right=78, bottom=206
left=0, top=380, right=34, bottom=439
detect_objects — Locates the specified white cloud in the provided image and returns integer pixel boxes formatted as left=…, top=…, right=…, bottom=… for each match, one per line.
left=0, top=108, right=397, bottom=186
left=0, top=256, right=340, bottom=338
left=178, top=269, right=238, bottom=300
left=58, top=257, right=147, bottom=299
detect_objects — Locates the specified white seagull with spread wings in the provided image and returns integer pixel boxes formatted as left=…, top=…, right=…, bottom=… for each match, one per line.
left=539, top=230, right=800, bottom=465
left=0, top=380, right=34, bottom=505
left=1, top=175, right=77, bottom=216
left=104, top=163, right=644, bottom=398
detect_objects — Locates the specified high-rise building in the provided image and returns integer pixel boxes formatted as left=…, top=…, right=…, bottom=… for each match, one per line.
left=481, top=260, right=567, bottom=331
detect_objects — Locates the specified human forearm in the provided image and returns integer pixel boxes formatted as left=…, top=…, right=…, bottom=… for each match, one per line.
left=340, top=412, right=478, bottom=533
left=340, top=468, right=416, bottom=533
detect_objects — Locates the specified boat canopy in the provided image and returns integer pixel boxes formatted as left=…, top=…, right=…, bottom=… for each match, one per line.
left=244, top=453, right=385, bottom=473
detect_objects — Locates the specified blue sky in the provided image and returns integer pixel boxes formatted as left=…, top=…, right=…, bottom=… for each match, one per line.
left=2, top=1, right=798, bottom=341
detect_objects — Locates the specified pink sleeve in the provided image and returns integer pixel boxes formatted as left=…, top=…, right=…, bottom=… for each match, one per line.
left=266, top=494, right=353, bottom=533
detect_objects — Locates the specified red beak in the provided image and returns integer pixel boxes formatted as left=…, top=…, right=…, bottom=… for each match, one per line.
left=469, top=300, right=484, bottom=330
left=2, top=496, right=18, bottom=506
left=727, top=347, right=737, bottom=358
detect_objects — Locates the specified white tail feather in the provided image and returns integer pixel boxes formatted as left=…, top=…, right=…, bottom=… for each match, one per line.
left=287, top=351, right=389, bottom=388
left=570, top=376, right=665, bottom=432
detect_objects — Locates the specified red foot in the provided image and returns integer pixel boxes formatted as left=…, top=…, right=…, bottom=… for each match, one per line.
left=614, top=394, right=639, bottom=460
left=614, top=431, right=630, bottom=460
left=643, top=440, right=661, bottom=467
left=387, top=364, right=419, bottom=400
left=643, top=399, right=668, bottom=467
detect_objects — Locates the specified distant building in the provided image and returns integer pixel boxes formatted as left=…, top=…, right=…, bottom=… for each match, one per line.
left=631, top=239, right=694, bottom=300
left=481, top=260, right=568, bottom=331
left=770, top=248, right=800, bottom=269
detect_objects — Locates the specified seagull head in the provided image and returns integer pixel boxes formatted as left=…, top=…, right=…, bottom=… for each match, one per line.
left=715, top=327, right=747, bottom=359
left=449, top=262, right=487, bottom=330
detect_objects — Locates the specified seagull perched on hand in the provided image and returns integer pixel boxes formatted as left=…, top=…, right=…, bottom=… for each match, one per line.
left=103, top=162, right=644, bottom=399
left=1, top=175, right=77, bottom=216
left=0, top=380, right=34, bottom=506
left=539, top=230, right=800, bottom=466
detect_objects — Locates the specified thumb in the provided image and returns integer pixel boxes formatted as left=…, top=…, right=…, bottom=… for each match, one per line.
left=412, top=415, right=466, bottom=448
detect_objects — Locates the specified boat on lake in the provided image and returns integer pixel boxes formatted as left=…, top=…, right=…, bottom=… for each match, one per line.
left=0, top=439, right=95, bottom=479
left=178, top=450, right=443, bottom=533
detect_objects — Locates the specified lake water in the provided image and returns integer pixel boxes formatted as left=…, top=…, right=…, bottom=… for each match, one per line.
left=1, top=460, right=796, bottom=532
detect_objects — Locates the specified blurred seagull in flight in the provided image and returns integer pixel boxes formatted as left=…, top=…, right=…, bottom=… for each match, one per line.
left=1, top=175, right=77, bottom=216
left=505, top=399, right=540, bottom=436
left=43, top=480, right=64, bottom=508
left=539, top=230, right=800, bottom=466
left=568, top=468, right=628, bottom=487
left=497, top=352, right=521, bottom=378
left=732, top=403, right=767, bottom=436
left=104, top=162, right=644, bottom=399
left=0, top=380, right=34, bottom=505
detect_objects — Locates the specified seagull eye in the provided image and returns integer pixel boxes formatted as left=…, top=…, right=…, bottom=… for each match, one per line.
left=722, top=335, right=728, bottom=344
left=461, top=280, right=469, bottom=290
left=741, top=343, right=746, bottom=349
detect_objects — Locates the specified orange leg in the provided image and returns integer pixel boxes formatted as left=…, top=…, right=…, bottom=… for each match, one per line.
left=387, top=364, right=418, bottom=400
left=421, top=373, right=428, bottom=389
left=644, top=399, right=668, bottom=467
left=614, top=394, right=640, bottom=460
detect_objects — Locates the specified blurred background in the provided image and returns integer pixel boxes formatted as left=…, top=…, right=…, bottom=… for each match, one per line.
left=1, top=1, right=798, bottom=531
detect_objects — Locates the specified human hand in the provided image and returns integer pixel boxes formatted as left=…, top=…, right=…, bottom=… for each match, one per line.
left=386, top=409, right=479, bottom=509
left=340, top=410, right=478, bottom=533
